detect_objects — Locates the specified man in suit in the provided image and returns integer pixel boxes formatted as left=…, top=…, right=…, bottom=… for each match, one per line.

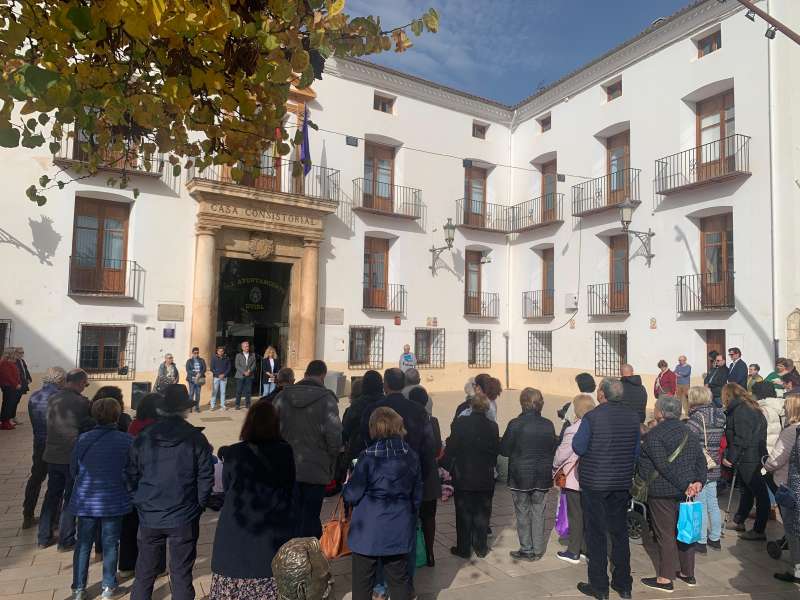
left=705, top=354, right=729, bottom=407
left=234, top=341, right=257, bottom=410
left=727, top=347, right=748, bottom=388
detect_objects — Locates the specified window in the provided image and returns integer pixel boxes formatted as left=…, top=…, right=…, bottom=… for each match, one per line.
left=414, top=328, right=445, bottom=369
left=0, top=319, right=11, bottom=355
left=465, top=250, right=483, bottom=315
left=697, top=30, right=721, bottom=58
left=540, top=159, right=558, bottom=223
left=463, top=166, right=487, bottom=227
left=468, top=329, right=491, bottom=368
left=700, top=214, right=734, bottom=308
left=528, top=331, right=553, bottom=372
left=609, top=235, right=629, bottom=313
left=606, top=80, right=622, bottom=101
left=348, top=326, right=384, bottom=369
left=595, top=330, right=627, bottom=377
left=363, top=237, right=389, bottom=310
left=542, top=248, right=555, bottom=316
left=362, top=143, right=395, bottom=211
left=77, top=323, right=136, bottom=380
left=472, top=123, right=487, bottom=139
left=606, top=130, right=630, bottom=200
left=538, top=115, right=551, bottom=133
left=70, top=197, right=130, bottom=295
left=373, top=94, right=394, bottom=114
left=696, top=90, right=735, bottom=172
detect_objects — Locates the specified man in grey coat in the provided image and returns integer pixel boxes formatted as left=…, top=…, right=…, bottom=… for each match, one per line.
left=234, top=340, right=257, bottom=410
left=273, top=360, right=342, bottom=538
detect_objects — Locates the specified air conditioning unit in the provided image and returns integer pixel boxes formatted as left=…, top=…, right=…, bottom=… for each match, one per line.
left=565, top=293, right=579, bottom=311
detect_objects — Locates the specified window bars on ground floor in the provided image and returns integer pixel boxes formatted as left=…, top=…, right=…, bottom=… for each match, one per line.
left=414, top=328, right=446, bottom=369
left=594, top=330, right=627, bottom=377
left=528, top=331, right=553, bottom=372
left=468, top=329, right=491, bottom=368
left=77, top=323, right=137, bottom=380
left=348, top=326, right=385, bottom=370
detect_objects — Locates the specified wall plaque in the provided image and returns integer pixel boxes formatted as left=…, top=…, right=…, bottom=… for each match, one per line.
left=320, top=307, right=344, bottom=326
left=157, top=304, right=185, bottom=322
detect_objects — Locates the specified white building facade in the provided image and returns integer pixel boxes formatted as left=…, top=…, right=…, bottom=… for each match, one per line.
left=1, top=0, right=798, bottom=398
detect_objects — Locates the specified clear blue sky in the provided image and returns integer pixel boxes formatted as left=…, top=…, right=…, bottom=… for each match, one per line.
left=345, top=0, right=694, bottom=105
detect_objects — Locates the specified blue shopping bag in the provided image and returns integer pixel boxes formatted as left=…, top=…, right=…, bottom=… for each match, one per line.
left=677, top=499, right=702, bottom=544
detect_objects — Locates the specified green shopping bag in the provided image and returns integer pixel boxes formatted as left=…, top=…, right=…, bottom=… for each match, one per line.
left=415, top=521, right=427, bottom=567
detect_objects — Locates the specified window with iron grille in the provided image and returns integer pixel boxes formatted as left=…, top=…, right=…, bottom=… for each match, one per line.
left=468, top=329, right=491, bottom=368
left=594, top=330, right=627, bottom=377
left=472, top=123, right=487, bottom=139
left=348, top=326, right=384, bottom=369
left=528, top=331, right=553, bottom=372
left=0, top=319, right=11, bottom=355
left=414, top=328, right=445, bottom=369
left=77, top=323, right=136, bottom=380
left=373, top=94, right=395, bottom=114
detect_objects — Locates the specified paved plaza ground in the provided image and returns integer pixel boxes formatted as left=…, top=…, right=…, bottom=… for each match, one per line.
left=0, top=389, right=797, bottom=599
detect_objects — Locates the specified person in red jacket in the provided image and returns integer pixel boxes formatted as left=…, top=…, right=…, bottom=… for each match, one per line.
left=0, top=349, right=21, bottom=430
left=654, top=360, right=677, bottom=400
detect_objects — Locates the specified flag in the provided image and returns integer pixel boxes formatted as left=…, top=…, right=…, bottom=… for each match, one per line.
left=300, top=106, right=311, bottom=176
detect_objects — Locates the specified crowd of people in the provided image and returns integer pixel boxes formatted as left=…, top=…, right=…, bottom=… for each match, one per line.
left=11, top=344, right=800, bottom=600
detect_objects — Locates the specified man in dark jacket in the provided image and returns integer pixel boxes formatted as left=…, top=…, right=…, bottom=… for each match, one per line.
left=185, top=347, right=207, bottom=413
left=500, top=388, right=557, bottom=561
left=726, top=347, right=748, bottom=387
left=620, top=364, right=647, bottom=423
left=210, top=346, right=231, bottom=410
left=572, top=378, right=640, bottom=600
left=273, top=360, right=342, bottom=539
left=704, top=354, right=728, bottom=407
left=38, top=368, right=91, bottom=549
left=128, top=384, right=214, bottom=600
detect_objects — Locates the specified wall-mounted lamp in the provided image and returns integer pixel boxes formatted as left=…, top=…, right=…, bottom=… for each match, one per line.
left=619, top=198, right=655, bottom=267
left=765, top=25, right=777, bottom=39
left=745, top=9, right=756, bottom=21
left=429, top=218, right=456, bottom=275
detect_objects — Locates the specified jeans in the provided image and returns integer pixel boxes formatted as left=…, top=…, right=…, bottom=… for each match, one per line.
left=211, top=378, right=227, bottom=409
left=352, top=553, right=413, bottom=600
left=649, top=497, right=695, bottom=580
left=262, top=381, right=276, bottom=397
left=132, top=519, right=200, bottom=600
left=293, top=483, right=327, bottom=539
left=581, top=488, right=632, bottom=594
left=38, top=463, right=76, bottom=547
left=23, top=442, right=48, bottom=519
left=235, top=377, right=254, bottom=408
left=187, top=382, right=202, bottom=410
left=454, top=490, right=492, bottom=556
left=734, top=464, right=770, bottom=533
left=510, top=489, right=548, bottom=556
left=696, top=480, right=721, bottom=543
left=73, top=516, right=123, bottom=591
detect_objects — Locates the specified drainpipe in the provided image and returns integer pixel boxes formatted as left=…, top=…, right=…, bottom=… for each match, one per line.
left=766, top=0, right=778, bottom=361
left=504, top=107, right=517, bottom=390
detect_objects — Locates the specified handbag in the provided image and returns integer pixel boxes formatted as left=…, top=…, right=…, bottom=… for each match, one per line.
left=555, top=492, right=570, bottom=538
left=700, top=415, right=719, bottom=470
left=631, top=432, right=688, bottom=503
left=414, top=521, right=427, bottom=567
left=677, top=497, right=703, bottom=544
left=554, top=459, right=578, bottom=489
left=320, top=496, right=351, bottom=560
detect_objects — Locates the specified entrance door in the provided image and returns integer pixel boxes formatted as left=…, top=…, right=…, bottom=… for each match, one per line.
left=363, top=143, right=394, bottom=212
left=706, top=329, right=726, bottom=371
left=253, top=139, right=282, bottom=191
left=541, top=160, right=558, bottom=223
left=610, top=234, right=629, bottom=313
left=542, top=247, right=554, bottom=316
left=71, top=197, right=129, bottom=294
left=363, top=237, right=389, bottom=309
left=465, top=166, right=487, bottom=227
left=697, top=91, right=735, bottom=181
left=606, top=131, right=630, bottom=206
left=465, top=250, right=482, bottom=314
left=700, top=214, right=734, bottom=308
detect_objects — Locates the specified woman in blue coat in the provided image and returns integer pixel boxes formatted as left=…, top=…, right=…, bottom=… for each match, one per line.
left=343, top=407, right=422, bottom=600
left=69, top=397, right=133, bottom=600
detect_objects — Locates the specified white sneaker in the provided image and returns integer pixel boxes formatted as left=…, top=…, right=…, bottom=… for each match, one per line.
left=72, top=590, right=86, bottom=600
left=101, top=587, right=119, bottom=599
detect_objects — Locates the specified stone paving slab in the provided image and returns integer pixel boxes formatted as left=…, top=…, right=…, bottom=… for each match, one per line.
left=0, top=390, right=795, bottom=599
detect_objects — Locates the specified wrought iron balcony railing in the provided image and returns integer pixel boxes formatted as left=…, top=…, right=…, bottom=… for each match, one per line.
left=676, top=272, right=735, bottom=312
left=572, top=168, right=641, bottom=217
left=522, top=289, right=555, bottom=318
left=352, top=178, right=423, bottom=219
left=68, top=256, right=144, bottom=299
left=455, top=199, right=511, bottom=233
left=363, top=283, right=407, bottom=315
left=655, top=134, right=751, bottom=195
left=587, top=282, right=630, bottom=316
left=464, top=291, right=500, bottom=318
left=510, top=194, right=564, bottom=232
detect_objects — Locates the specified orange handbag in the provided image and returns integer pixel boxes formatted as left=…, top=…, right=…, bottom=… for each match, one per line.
left=320, top=496, right=351, bottom=560
left=554, top=460, right=578, bottom=489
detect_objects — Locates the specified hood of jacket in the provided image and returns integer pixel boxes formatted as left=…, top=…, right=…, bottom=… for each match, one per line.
left=759, top=397, right=785, bottom=415
left=621, top=375, right=643, bottom=387
left=689, top=403, right=726, bottom=429
left=280, top=379, right=333, bottom=408
left=146, top=417, right=205, bottom=448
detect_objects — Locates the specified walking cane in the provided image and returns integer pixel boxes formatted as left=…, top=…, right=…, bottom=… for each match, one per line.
left=722, top=470, right=737, bottom=536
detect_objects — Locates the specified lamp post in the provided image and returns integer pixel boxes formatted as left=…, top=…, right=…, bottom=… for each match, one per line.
left=618, top=198, right=655, bottom=267
left=429, top=218, right=456, bottom=275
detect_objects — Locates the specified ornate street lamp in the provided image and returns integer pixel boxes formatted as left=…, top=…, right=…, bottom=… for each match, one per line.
left=618, top=198, right=655, bottom=267
left=429, top=218, right=456, bottom=275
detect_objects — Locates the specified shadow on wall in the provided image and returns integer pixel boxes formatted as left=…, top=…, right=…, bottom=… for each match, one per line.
left=0, top=215, right=62, bottom=266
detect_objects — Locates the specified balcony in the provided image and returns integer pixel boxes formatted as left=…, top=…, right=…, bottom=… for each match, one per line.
left=655, top=135, right=751, bottom=196
left=352, top=179, right=423, bottom=220
left=571, top=169, right=641, bottom=217
left=510, top=194, right=564, bottom=232
left=68, top=257, right=144, bottom=299
left=53, top=124, right=165, bottom=177
left=464, top=291, right=499, bottom=318
left=363, top=283, right=407, bottom=315
left=676, top=272, right=735, bottom=312
left=522, top=289, right=555, bottom=318
left=455, top=199, right=510, bottom=233
left=587, top=282, right=630, bottom=316
left=188, top=158, right=340, bottom=203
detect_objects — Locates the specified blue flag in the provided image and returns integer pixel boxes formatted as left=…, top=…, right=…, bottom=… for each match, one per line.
left=300, top=107, right=311, bottom=176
